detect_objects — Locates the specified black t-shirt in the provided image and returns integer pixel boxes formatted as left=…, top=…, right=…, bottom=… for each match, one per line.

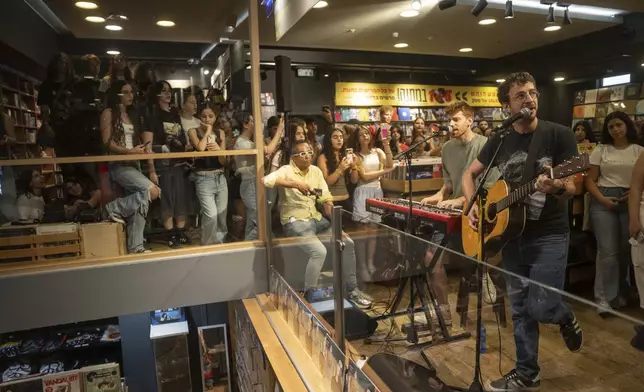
left=66, top=175, right=98, bottom=206
left=148, top=108, right=188, bottom=167
left=38, top=80, right=73, bottom=125
left=477, top=119, right=578, bottom=235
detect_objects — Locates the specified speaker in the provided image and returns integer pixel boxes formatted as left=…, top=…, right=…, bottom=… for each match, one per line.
left=274, top=55, right=293, bottom=113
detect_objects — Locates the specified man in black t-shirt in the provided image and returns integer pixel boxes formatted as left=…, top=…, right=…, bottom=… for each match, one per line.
left=462, top=72, right=582, bottom=392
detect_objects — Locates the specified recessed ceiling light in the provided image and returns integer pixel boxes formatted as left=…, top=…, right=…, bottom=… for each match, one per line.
left=394, top=42, right=409, bottom=48
left=400, top=10, right=420, bottom=17
left=203, top=69, right=210, bottom=75
left=479, top=18, right=496, bottom=25
left=554, top=76, right=565, bottom=82
left=246, top=65, right=251, bottom=69
left=85, top=16, right=105, bottom=23
left=118, top=15, right=128, bottom=20
left=459, top=47, right=473, bottom=52
left=214, top=69, right=222, bottom=76
left=324, top=73, right=330, bottom=78
left=106, top=50, right=120, bottom=55
left=544, top=25, right=561, bottom=32
left=246, top=52, right=251, bottom=56
left=496, top=79, right=505, bottom=83
left=157, top=20, right=175, bottom=27
left=412, top=0, right=422, bottom=10
left=105, top=25, right=122, bottom=31
left=641, top=63, right=644, bottom=67
left=75, top=2, right=98, bottom=9
left=313, top=1, right=328, bottom=8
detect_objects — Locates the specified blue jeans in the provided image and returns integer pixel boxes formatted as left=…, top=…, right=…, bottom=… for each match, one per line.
left=240, top=177, right=257, bottom=241
left=110, top=164, right=157, bottom=253
left=195, top=171, right=228, bottom=245
left=502, top=233, right=573, bottom=379
left=589, top=187, right=630, bottom=303
left=283, top=218, right=358, bottom=292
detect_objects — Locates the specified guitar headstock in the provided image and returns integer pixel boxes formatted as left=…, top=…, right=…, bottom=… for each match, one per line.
left=552, top=153, right=590, bottom=179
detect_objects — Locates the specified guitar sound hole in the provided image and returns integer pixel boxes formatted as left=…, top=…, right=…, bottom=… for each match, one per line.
left=486, top=203, right=498, bottom=221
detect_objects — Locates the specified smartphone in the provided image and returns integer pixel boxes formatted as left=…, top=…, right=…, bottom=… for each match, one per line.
left=345, top=148, right=353, bottom=164
left=207, top=134, right=216, bottom=144
left=380, top=123, right=389, bottom=139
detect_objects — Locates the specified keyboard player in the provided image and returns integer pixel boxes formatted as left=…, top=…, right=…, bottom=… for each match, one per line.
left=420, top=102, right=500, bottom=322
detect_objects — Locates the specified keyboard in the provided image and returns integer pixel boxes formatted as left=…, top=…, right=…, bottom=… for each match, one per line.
left=365, top=198, right=462, bottom=234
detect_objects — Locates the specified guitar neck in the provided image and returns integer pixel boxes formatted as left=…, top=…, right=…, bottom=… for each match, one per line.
left=496, top=179, right=538, bottom=212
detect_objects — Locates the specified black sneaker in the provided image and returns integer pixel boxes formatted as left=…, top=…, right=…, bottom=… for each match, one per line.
left=488, top=369, right=540, bottom=391
left=168, top=235, right=182, bottom=248
left=178, top=232, right=192, bottom=245
left=560, top=313, right=583, bottom=353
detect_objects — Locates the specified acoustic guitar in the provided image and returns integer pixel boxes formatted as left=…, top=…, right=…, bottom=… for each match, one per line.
left=461, top=153, right=590, bottom=258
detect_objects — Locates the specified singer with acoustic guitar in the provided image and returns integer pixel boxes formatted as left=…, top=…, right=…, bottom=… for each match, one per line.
left=462, top=72, right=583, bottom=392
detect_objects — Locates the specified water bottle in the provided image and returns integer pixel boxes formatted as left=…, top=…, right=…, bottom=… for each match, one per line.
left=480, top=324, right=487, bottom=354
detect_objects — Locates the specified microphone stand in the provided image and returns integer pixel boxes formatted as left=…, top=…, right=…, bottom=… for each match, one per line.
left=463, top=129, right=509, bottom=392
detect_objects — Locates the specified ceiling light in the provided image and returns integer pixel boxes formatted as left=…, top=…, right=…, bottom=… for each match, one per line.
left=203, top=69, right=210, bottom=75
left=641, top=63, right=644, bottom=67
left=105, top=25, right=122, bottom=31
left=246, top=52, right=251, bottom=56
left=563, top=7, right=572, bottom=25
left=106, top=50, right=120, bottom=55
left=75, top=2, right=98, bottom=9
left=400, top=10, right=420, bottom=17
left=438, top=0, right=457, bottom=11
left=504, top=1, right=514, bottom=19
left=544, top=25, right=561, bottom=31
left=496, top=79, right=506, bottom=83
left=118, top=15, right=128, bottom=20
left=85, top=16, right=105, bottom=23
left=472, top=0, right=488, bottom=17
left=157, top=20, right=175, bottom=27
left=411, top=0, right=422, bottom=10
left=459, top=47, right=473, bottom=52
left=554, top=76, right=565, bottom=82
left=546, top=5, right=555, bottom=24
left=324, top=73, right=329, bottom=78
left=479, top=18, right=496, bottom=25
left=485, top=0, right=623, bottom=18
left=313, top=1, right=328, bottom=8
left=246, top=65, right=251, bottom=69
left=214, top=69, right=222, bottom=76
left=394, top=43, right=409, bottom=48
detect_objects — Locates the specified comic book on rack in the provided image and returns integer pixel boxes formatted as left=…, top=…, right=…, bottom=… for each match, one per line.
left=42, top=370, right=82, bottom=392
left=81, top=363, right=121, bottom=392
left=0, top=375, right=42, bottom=392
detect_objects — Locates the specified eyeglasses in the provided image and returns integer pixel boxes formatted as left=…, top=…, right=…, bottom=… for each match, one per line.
left=512, top=89, right=540, bottom=102
left=292, top=151, right=314, bottom=158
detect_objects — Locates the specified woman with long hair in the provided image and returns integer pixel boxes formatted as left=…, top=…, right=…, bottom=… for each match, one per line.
left=188, top=106, right=229, bottom=245
left=147, top=80, right=193, bottom=248
left=574, top=120, right=596, bottom=144
left=350, top=126, right=395, bottom=276
left=16, top=169, right=46, bottom=222
left=272, top=121, right=307, bottom=172
left=99, top=54, right=133, bottom=93
left=234, top=112, right=283, bottom=240
left=389, top=125, right=408, bottom=156
left=100, top=80, right=160, bottom=253
left=131, top=62, right=157, bottom=102
left=586, top=111, right=644, bottom=315
left=318, top=128, right=353, bottom=212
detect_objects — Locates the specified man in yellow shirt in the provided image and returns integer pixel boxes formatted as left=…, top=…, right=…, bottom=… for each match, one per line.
left=263, top=141, right=372, bottom=308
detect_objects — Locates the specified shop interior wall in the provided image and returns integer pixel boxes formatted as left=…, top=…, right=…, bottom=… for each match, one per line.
left=0, top=247, right=267, bottom=334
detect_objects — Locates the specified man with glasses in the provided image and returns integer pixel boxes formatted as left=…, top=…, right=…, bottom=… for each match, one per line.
left=262, top=140, right=372, bottom=308
left=462, top=72, right=582, bottom=391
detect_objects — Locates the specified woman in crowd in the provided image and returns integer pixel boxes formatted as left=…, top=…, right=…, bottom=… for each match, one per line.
left=148, top=81, right=192, bottom=248
left=16, top=169, right=46, bottom=222
left=188, top=106, right=229, bottom=245
left=411, top=134, right=432, bottom=158
left=627, top=149, right=644, bottom=350
left=272, top=121, right=307, bottom=172
left=234, top=112, right=283, bottom=240
left=38, top=53, right=75, bottom=156
left=100, top=80, right=160, bottom=254
left=351, top=126, right=395, bottom=276
left=99, top=54, right=133, bottom=93
left=318, top=128, right=353, bottom=212
left=574, top=120, right=596, bottom=144
left=389, top=125, right=408, bottom=156
left=132, top=62, right=157, bottom=100
left=586, top=111, right=644, bottom=315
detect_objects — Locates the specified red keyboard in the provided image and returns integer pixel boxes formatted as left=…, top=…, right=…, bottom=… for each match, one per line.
left=366, top=198, right=462, bottom=234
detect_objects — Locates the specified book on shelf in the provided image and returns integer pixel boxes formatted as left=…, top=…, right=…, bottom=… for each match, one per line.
left=81, top=363, right=121, bottom=392
left=42, top=370, right=82, bottom=392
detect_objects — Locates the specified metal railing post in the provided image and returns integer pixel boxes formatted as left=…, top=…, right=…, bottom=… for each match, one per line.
left=331, top=206, right=346, bottom=352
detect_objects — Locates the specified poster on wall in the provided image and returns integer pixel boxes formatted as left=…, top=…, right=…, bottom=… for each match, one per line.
left=335, top=82, right=501, bottom=107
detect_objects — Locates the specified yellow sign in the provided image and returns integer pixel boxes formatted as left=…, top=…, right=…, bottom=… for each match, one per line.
left=335, top=82, right=501, bottom=107
left=577, top=142, right=597, bottom=155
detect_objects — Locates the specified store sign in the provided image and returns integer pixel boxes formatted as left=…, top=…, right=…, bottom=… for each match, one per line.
left=335, top=82, right=501, bottom=107
left=274, top=0, right=318, bottom=41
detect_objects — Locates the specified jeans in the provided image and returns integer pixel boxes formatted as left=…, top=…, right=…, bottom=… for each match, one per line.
left=110, top=164, right=157, bottom=253
left=589, top=187, right=630, bottom=303
left=240, top=178, right=257, bottom=241
left=283, top=218, right=358, bottom=292
left=195, top=171, right=228, bottom=245
left=502, top=233, right=573, bottom=379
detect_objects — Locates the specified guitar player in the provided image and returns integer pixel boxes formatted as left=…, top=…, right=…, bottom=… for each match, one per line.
left=420, top=101, right=500, bottom=325
left=462, top=72, right=583, bottom=392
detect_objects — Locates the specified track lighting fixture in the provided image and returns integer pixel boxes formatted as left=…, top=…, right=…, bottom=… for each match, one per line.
left=546, top=5, right=555, bottom=24
left=438, top=0, right=457, bottom=11
left=563, top=7, right=572, bottom=25
left=504, top=0, right=514, bottom=19
left=472, top=0, right=488, bottom=17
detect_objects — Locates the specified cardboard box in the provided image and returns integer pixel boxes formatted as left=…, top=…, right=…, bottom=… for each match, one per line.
left=81, top=222, right=126, bottom=258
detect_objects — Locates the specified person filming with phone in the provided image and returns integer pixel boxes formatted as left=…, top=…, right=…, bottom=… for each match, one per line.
left=262, top=140, right=373, bottom=309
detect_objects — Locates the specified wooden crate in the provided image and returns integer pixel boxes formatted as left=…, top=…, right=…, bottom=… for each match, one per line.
left=81, top=222, right=127, bottom=258
left=0, top=223, right=82, bottom=263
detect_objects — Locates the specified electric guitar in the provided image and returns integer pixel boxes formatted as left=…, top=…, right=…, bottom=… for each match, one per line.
left=461, top=153, right=590, bottom=258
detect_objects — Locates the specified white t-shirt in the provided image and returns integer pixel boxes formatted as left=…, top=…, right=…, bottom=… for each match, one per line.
left=123, top=123, right=134, bottom=149
left=590, top=143, right=644, bottom=188
left=16, top=194, right=45, bottom=222
left=181, top=116, right=201, bottom=147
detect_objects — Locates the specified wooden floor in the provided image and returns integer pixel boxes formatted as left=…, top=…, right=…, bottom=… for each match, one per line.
left=350, top=280, right=644, bottom=391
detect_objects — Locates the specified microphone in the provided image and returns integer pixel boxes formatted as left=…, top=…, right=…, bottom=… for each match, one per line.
left=494, top=107, right=532, bottom=130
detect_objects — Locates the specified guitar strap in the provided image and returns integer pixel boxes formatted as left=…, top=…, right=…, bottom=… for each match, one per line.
left=521, top=122, right=553, bottom=184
